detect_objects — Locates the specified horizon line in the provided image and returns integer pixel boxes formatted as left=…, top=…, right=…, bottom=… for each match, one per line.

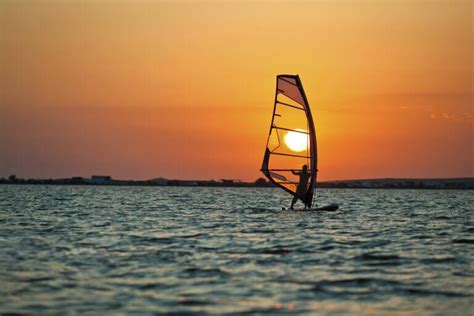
left=2, top=174, right=473, bottom=183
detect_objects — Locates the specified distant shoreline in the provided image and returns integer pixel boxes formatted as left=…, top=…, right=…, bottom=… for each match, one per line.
left=1, top=176, right=473, bottom=190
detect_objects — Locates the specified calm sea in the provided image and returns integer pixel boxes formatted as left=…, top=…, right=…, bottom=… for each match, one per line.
left=0, top=185, right=473, bottom=315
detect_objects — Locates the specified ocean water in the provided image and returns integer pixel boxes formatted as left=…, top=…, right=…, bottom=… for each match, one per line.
left=0, top=185, right=473, bottom=315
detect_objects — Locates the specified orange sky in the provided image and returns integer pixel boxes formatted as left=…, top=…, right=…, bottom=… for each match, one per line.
left=1, top=0, right=472, bottom=181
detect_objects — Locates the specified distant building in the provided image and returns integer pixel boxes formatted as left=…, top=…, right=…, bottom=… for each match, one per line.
left=90, top=175, right=112, bottom=184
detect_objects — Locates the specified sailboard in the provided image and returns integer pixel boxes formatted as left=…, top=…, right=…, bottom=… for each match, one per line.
left=261, top=74, right=338, bottom=211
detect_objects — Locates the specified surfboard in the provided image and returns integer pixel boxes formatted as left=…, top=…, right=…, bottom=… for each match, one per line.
left=282, top=203, right=339, bottom=212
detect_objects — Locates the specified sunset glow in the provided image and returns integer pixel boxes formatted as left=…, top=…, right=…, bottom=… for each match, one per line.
left=0, top=0, right=472, bottom=181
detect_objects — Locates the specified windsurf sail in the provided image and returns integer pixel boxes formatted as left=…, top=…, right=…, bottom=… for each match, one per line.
left=261, top=74, right=317, bottom=208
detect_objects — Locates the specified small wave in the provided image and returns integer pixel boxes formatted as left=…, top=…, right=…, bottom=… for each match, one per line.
left=179, top=296, right=209, bottom=306
left=452, top=239, right=474, bottom=244
left=250, top=246, right=292, bottom=255
left=420, top=257, right=456, bottom=264
left=240, top=229, right=275, bottom=234
left=129, top=233, right=203, bottom=244
left=0, top=313, right=36, bottom=316
left=399, top=287, right=471, bottom=298
left=412, top=234, right=431, bottom=239
left=453, top=271, right=474, bottom=277
left=39, top=227, right=56, bottom=233
left=20, top=276, right=54, bottom=283
left=182, top=267, right=229, bottom=277
left=319, top=245, right=335, bottom=251
left=54, top=197, right=70, bottom=201
left=248, top=207, right=281, bottom=213
left=308, top=277, right=403, bottom=293
left=434, top=215, right=451, bottom=220
left=360, top=239, right=392, bottom=248
left=355, top=252, right=401, bottom=261
left=137, top=282, right=175, bottom=290
left=179, top=233, right=203, bottom=239
left=93, top=222, right=111, bottom=227
left=129, top=235, right=174, bottom=244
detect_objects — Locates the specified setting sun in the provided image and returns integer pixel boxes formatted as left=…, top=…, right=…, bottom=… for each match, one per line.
left=284, top=130, right=309, bottom=152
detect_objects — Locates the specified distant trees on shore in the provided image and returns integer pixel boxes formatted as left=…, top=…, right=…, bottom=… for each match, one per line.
left=1, top=175, right=472, bottom=189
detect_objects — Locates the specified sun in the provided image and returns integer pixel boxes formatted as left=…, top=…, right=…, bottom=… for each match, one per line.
left=284, top=130, right=308, bottom=152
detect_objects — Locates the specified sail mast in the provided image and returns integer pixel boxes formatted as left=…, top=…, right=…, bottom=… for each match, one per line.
left=295, top=75, right=317, bottom=207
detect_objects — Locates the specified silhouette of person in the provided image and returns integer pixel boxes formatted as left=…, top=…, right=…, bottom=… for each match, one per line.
left=290, top=164, right=310, bottom=209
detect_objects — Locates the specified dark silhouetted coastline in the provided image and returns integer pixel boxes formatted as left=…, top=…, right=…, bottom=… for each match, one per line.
left=1, top=174, right=473, bottom=189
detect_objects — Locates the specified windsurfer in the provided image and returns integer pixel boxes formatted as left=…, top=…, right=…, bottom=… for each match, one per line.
left=290, top=164, right=310, bottom=209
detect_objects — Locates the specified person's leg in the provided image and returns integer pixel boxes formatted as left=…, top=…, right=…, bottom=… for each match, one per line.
left=290, top=196, right=298, bottom=209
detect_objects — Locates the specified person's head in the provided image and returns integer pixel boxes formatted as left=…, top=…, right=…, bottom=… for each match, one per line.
left=302, top=164, right=308, bottom=171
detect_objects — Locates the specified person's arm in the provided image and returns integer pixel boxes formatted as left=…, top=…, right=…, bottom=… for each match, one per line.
left=291, top=170, right=301, bottom=175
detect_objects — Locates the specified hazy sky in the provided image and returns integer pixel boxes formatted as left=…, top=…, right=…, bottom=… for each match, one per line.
left=1, top=0, right=472, bottom=181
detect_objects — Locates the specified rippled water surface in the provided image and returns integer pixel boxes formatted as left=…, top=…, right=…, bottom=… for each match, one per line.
left=1, top=185, right=473, bottom=315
